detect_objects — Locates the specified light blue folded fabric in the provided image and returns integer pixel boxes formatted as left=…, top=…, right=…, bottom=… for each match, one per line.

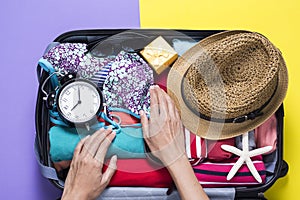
left=49, top=125, right=146, bottom=162
left=172, top=39, right=197, bottom=56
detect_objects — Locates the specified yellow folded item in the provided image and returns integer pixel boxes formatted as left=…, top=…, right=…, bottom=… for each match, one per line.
left=140, top=36, right=178, bottom=74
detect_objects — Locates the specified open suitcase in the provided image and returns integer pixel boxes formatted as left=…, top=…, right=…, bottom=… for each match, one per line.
left=35, top=29, right=289, bottom=200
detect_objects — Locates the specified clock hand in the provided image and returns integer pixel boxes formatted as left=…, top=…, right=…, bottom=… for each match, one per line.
left=78, top=86, right=81, bottom=102
left=71, top=87, right=82, bottom=111
left=71, top=101, right=80, bottom=111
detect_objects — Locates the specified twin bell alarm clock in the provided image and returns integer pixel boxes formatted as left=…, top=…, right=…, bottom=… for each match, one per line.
left=45, top=73, right=103, bottom=130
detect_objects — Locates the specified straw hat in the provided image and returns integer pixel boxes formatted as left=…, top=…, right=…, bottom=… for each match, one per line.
left=167, top=30, right=288, bottom=140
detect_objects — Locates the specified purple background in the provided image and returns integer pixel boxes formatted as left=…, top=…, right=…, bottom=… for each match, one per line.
left=0, top=0, right=140, bottom=199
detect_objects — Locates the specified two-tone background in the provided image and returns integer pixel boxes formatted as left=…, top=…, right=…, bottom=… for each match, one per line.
left=0, top=0, right=298, bottom=199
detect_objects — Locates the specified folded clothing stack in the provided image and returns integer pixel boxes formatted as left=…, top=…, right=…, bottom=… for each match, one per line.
left=50, top=110, right=277, bottom=188
left=43, top=41, right=278, bottom=188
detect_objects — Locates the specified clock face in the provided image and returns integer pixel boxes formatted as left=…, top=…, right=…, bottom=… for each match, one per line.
left=57, top=79, right=102, bottom=124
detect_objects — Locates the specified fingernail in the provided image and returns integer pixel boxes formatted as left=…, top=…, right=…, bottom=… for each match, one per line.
left=111, top=130, right=116, bottom=137
left=111, top=155, right=118, bottom=168
left=150, top=85, right=156, bottom=90
left=112, top=155, right=118, bottom=161
left=84, top=135, right=90, bottom=141
left=96, top=128, right=104, bottom=135
left=139, top=110, right=144, bottom=115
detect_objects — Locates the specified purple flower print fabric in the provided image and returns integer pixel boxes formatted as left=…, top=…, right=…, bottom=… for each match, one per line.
left=43, top=43, right=114, bottom=78
left=43, top=43, right=154, bottom=115
left=103, top=51, right=154, bottom=114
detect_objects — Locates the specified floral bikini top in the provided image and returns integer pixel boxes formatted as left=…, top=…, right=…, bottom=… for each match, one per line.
left=43, top=43, right=153, bottom=115
left=103, top=51, right=153, bottom=115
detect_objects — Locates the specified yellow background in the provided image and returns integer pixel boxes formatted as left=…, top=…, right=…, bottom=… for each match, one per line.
left=140, top=0, right=299, bottom=199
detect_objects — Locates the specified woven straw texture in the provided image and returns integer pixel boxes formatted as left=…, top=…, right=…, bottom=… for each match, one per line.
left=167, top=30, right=288, bottom=139
left=183, top=32, right=279, bottom=119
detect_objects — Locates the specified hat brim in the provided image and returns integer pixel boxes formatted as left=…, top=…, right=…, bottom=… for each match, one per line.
left=167, top=31, right=288, bottom=140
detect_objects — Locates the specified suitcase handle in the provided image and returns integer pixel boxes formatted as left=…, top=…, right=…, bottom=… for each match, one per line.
left=279, top=160, right=289, bottom=178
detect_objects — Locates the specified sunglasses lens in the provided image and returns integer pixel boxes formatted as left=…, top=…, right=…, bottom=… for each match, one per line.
left=90, top=41, right=117, bottom=57
left=121, top=37, right=152, bottom=53
left=90, top=32, right=153, bottom=57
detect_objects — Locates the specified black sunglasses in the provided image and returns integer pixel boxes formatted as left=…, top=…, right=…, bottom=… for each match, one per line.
left=88, top=31, right=154, bottom=58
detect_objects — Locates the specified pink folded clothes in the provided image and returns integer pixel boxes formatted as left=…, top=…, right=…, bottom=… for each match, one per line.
left=255, top=114, right=277, bottom=154
left=193, top=155, right=266, bottom=188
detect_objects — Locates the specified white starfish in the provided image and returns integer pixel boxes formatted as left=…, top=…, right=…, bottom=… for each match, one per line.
left=221, top=132, right=272, bottom=183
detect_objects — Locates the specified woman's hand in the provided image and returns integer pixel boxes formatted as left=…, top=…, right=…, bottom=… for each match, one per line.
left=61, top=128, right=117, bottom=200
left=140, top=85, right=209, bottom=200
left=140, top=85, right=185, bottom=166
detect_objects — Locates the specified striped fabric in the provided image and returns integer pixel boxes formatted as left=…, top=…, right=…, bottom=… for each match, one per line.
left=103, top=156, right=266, bottom=188
left=89, top=62, right=112, bottom=89
left=185, top=128, right=235, bottom=165
left=193, top=156, right=266, bottom=187
left=185, top=128, right=207, bottom=165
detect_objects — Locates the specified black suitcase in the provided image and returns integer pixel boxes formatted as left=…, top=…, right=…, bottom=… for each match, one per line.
left=35, top=29, right=289, bottom=200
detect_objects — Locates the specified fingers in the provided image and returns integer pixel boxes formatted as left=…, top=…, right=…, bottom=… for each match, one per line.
left=94, top=131, right=116, bottom=165
left=82, top=128, right=112, bottom=158
left=156, top=87, right=168, bottom=117
left=140, top=110, right=150, bottom=138
left=75, top=128, right=116, bottom=171
left=151, top=85, right=178, bottom=120
left=73, top=135, right=90, bottom=158
left=150, top=86, right=160, bottom=117
left=101, top=155, right=118, bottom=186
left=160, top=88, right=177, bottom=119
left=71, top=135, right=90, bottom=169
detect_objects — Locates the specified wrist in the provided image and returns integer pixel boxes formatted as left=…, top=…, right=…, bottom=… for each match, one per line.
left=62, top=190, right=89, bottom=200
left=152, top=146, right=186, bottom=167
left=165, top=154, right=189, bottom=172
left=165, top=155, right=209, bottom=200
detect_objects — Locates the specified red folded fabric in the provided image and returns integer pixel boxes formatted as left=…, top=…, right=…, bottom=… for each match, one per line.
left=54, top=158, right=173, bottom=188
left=103, top=158, right=173, bottom=188
left=110, top=111, right=140, bottom=125
left=193, top=155, right=266, bottom=188
left=184, top=128, right=235, bottom=164
left=206, top=139, right=235, bottom=162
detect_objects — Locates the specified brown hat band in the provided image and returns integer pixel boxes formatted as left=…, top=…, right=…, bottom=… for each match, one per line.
left=181, top=78, right=277, bottom=124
